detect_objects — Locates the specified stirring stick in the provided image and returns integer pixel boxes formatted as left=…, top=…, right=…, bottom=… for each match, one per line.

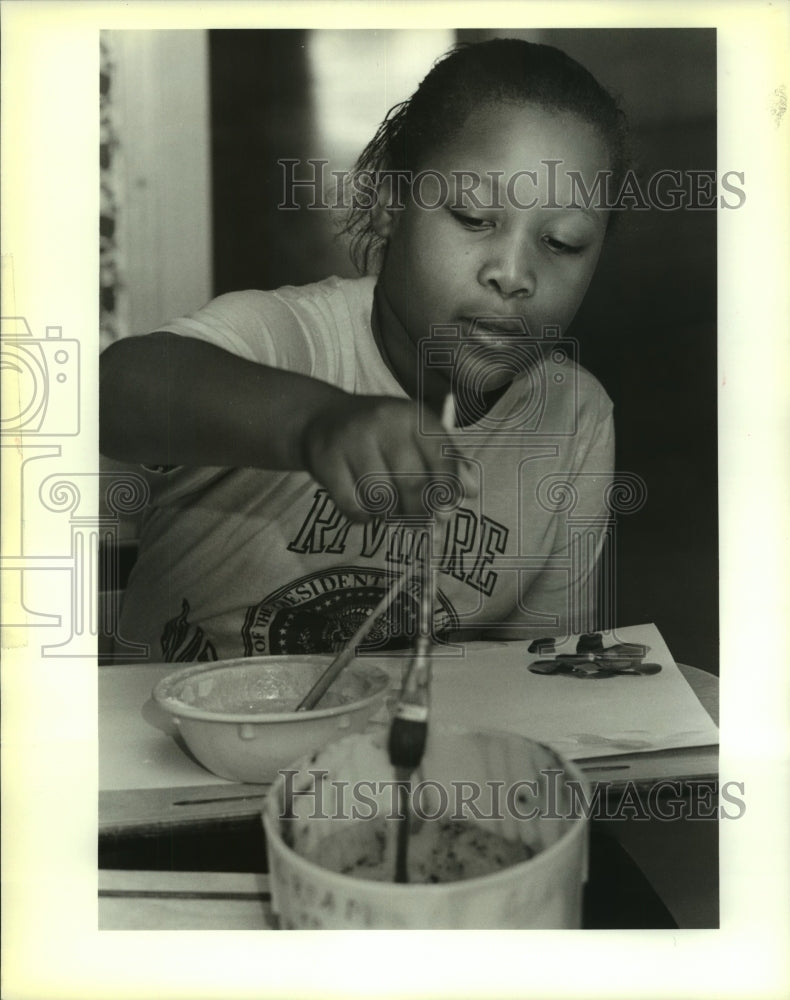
left=295, top=564, right=412, bottom=711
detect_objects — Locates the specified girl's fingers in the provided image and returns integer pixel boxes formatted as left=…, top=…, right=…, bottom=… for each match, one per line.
left=310, top=438, right=380, bottom=522
left=455, top=454, right=479, bottom=499
left=306, top=398, right=478, bottom=521
left=392, top=431, right=470, bottom=518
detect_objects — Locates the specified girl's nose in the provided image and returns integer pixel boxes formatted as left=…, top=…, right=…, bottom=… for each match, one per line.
left=477, top=235, right=536, bottom=299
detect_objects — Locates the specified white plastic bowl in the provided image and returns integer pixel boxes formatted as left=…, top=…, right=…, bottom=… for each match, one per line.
left=152, top=655, right=390, bottom=783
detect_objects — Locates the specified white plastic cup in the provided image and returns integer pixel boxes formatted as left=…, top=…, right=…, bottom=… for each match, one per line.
left=262, top=727, right=590, bottom=929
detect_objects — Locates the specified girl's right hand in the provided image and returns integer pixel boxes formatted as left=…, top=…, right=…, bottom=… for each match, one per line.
left=301, top=394, right=477, bottom=522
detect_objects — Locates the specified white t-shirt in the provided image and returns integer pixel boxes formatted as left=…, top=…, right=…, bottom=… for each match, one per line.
left=117, top=276, right=615, bottom=662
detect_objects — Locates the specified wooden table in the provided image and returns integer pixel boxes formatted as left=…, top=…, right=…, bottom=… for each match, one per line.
left=99, top=662, right=719, bottom=930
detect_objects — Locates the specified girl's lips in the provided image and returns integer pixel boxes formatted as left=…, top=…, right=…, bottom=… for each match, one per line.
left=461, top=315, right=531, bottom=336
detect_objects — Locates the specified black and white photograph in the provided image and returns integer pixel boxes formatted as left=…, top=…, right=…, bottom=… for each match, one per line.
left=2, top=2, right=788, bottom=998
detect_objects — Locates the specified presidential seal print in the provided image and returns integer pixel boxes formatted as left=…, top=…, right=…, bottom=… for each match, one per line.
left=242, top=566, right=458, bottom=656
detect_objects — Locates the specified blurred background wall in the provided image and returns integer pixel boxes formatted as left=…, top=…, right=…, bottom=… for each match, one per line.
left=101, top=27, right=718, bottom=673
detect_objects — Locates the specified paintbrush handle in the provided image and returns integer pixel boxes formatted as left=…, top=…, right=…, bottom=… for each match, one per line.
left=295, top=564, right=412, bottom=711
left=300, top=395, right=453, bottom=715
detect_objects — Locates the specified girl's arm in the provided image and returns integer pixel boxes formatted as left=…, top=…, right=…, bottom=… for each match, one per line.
left=100, top=331, right=343, bottom=470
left=100, top=331, right=476, bottom=521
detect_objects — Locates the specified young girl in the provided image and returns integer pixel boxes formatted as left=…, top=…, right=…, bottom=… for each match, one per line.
left=100, top=38, right=627, bottom=663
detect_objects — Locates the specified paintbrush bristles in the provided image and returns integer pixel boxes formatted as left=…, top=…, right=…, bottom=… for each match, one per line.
left=388, top=713, right=429, bottom=772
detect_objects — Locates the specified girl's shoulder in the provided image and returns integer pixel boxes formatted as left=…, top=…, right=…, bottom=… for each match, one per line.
left=270, top=275, right=376, bottom=315
left=158, top=276, right=376, bottom=361
left=191, top=275, right=375, bottom=326
left=548, top=357, right=614, bottom=428
left=255, top=275, right=378, bottom=343
left=569, top=359, right=613, bottom=413
left=492, top=355, right=612, bottom=437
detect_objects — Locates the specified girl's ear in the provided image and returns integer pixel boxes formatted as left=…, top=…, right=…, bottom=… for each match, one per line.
left=370, top=181, right=401, bottom=239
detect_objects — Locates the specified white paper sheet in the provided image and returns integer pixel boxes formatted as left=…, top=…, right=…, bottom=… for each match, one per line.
left=428, top=623, right=719, bottom=759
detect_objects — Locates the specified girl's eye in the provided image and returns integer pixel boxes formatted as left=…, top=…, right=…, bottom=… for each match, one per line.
left=448, top=210, right=494, bottom=231
left=542, top=235, right=584, bottom=255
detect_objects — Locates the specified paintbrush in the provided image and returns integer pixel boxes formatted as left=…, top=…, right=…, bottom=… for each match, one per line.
left=388, top=556, right=434, bottom=883
left=295, top=564, right=412, bottom=711
left=387, top=393, right=455, bottom=882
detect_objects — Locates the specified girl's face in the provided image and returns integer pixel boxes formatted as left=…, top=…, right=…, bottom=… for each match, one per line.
left=373, top=101, right=611, bottom=406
